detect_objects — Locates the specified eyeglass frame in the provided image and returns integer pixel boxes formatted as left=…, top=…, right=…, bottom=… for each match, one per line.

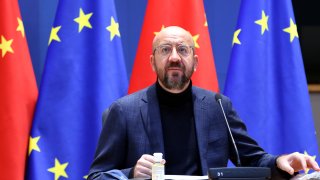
left=152, top=43, right=195, bottom=58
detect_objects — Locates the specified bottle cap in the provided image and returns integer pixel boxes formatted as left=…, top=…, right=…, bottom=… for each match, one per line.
left=153, top=153, right=163, bottom=162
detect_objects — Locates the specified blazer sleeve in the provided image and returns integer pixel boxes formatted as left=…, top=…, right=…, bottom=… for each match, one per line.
left=221, top=95, right=292, bottom=179
left=88, top=101, right=133, bottom=179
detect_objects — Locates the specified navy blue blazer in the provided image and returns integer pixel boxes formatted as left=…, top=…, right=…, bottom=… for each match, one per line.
left=88, top=84, right=285, bottom=179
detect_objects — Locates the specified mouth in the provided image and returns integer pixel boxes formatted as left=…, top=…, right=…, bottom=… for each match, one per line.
left=167, top=67, right=182, bottom=71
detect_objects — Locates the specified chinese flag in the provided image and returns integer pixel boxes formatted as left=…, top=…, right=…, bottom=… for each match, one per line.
left=0, top=0, right=38, bottom=179
left=128, top=0, right=219, bottom=93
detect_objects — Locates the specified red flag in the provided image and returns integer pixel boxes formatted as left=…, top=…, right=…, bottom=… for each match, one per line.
left=128, top=0, right=219, bottom=93
left=0, top=0, right=38, bottom=179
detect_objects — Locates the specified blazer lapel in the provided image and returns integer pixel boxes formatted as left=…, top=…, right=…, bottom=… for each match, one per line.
left=140, top=85, right=210, bottom=173
left=193, top=88, right=210, bottom=175
left=140, top=85, right=165, bottom=154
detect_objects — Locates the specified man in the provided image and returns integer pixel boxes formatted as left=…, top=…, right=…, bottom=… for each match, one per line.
left=88, top=26, right=319, bottom=179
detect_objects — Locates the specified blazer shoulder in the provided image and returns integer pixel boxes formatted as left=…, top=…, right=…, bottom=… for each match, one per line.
left=192, top=86, right=232, bottom=104
left=112, top=86, right=150, bottom=108
left=192, top=86, right=216, bottom=100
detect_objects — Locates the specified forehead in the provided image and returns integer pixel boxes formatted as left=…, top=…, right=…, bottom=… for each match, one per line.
left=155, top=28, right=193, bottom=46
left=158, top=35, right=190, bottom=45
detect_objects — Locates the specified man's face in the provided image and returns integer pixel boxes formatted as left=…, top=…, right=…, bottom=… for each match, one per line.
left=150, top=28, right=198, bottom=92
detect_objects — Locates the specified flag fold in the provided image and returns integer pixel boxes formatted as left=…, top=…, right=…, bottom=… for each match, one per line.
left=224, top=0, right=319, bottom=164
left=27, top=0, right=128, bottom=179
left=0, top=1, right=38, bottom=179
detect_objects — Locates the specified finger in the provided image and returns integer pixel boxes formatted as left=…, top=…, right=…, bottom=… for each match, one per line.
left=138, top=155, right=154, bottom=165
left=287, top=153, right=307, bottom=172
left=139, top=157, right=154, bottom=169
left=297, top=155, right=308, bottom=171
left=277, top=156, right=295, bottom=175
left=134, top=164, right=152, bottom=178
left=306, top=156, right=320, bottom=171
left=281, top=162, right=295, bottom=175
left=134, top=171, right=151, bottom=178
left=139, top=165, right=152, bottom=176
left=143, top=154, right=157, bottom=164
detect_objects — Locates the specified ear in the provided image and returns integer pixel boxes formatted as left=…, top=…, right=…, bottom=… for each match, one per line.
left=150, top=55, right=156, bottom=72
left=193, top=55, right=198, bottom=71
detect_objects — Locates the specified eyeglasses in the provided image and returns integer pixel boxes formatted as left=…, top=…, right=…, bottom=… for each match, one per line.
left=153, top=44, right=194, bottom=58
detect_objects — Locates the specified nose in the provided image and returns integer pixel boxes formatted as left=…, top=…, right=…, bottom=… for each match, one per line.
left=168, top=47, right=181, bottom=62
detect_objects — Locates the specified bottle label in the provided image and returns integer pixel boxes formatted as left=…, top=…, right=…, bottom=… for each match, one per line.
left=152, top=163, right=164, bottom=180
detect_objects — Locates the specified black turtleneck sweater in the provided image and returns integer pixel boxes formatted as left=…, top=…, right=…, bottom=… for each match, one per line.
left=156, top=81, right=202, bottom=175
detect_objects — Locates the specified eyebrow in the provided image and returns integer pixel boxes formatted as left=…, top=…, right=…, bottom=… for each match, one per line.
left=158, top=42, right=187, bottom=46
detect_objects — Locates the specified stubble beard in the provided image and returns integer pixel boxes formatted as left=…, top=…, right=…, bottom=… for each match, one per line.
left=157, top=62, right=194, bottom=91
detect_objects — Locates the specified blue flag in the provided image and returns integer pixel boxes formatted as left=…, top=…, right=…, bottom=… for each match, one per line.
left=27, top=0, right=128, bottom=179
left=224, top=0, right=319, bottom=164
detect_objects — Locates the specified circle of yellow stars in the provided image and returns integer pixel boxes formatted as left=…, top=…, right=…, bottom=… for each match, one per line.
left=31, top=7, right=124, bottom=179
left=29, top=13, right=210, bottom=180
left=19, top=6, right=317, bottom=179
left=48, top=7, right=121, bottom=46
left=232, top=10, right=299, bottom=46
left=29, top=135, right=91, bottom=179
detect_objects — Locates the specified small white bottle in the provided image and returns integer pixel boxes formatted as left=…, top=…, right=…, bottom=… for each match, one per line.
left=152, top=152, right=164, bottom=180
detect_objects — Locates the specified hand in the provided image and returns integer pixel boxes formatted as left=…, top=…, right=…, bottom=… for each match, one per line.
left=133, top=154, right=166, bottom=178
left=276, top=152, right=320, bottom=175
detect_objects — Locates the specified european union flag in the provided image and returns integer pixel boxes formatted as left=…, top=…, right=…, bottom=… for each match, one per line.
left=27, top=0, right=128, bottom=179
left=224, top=0, right=319, bottom=167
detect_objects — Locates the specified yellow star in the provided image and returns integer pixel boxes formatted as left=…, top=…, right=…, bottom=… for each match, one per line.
left=0, top=35, right=14, bottom=58
left=192, top=34, right=200, bottom=48
left=48, top=26, right=62, bottom=45
left=283, top=18, right=299, bottom=42
left=83, top=175, right=88, bottom=179
left=106, top=16, right=120, bottom=41
left=154, top=25, right=166, bottom=36
left=255, top=10, right=269, bottom=35
left=232, top=29, right=241, bottom=46
left=74, top=8, right=93, bottom=33
left=16, top=17, right=25, bottom=37
left=304, top=151, right=316, bottom=174
left=204, top=13, right=208, bottom=27
left=48, top=158, right=69, bottom=180
left=28, top=136, right=41, bottom=155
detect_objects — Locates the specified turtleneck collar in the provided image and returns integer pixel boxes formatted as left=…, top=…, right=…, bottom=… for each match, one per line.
left=156, top=80, right=193, bottom=106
